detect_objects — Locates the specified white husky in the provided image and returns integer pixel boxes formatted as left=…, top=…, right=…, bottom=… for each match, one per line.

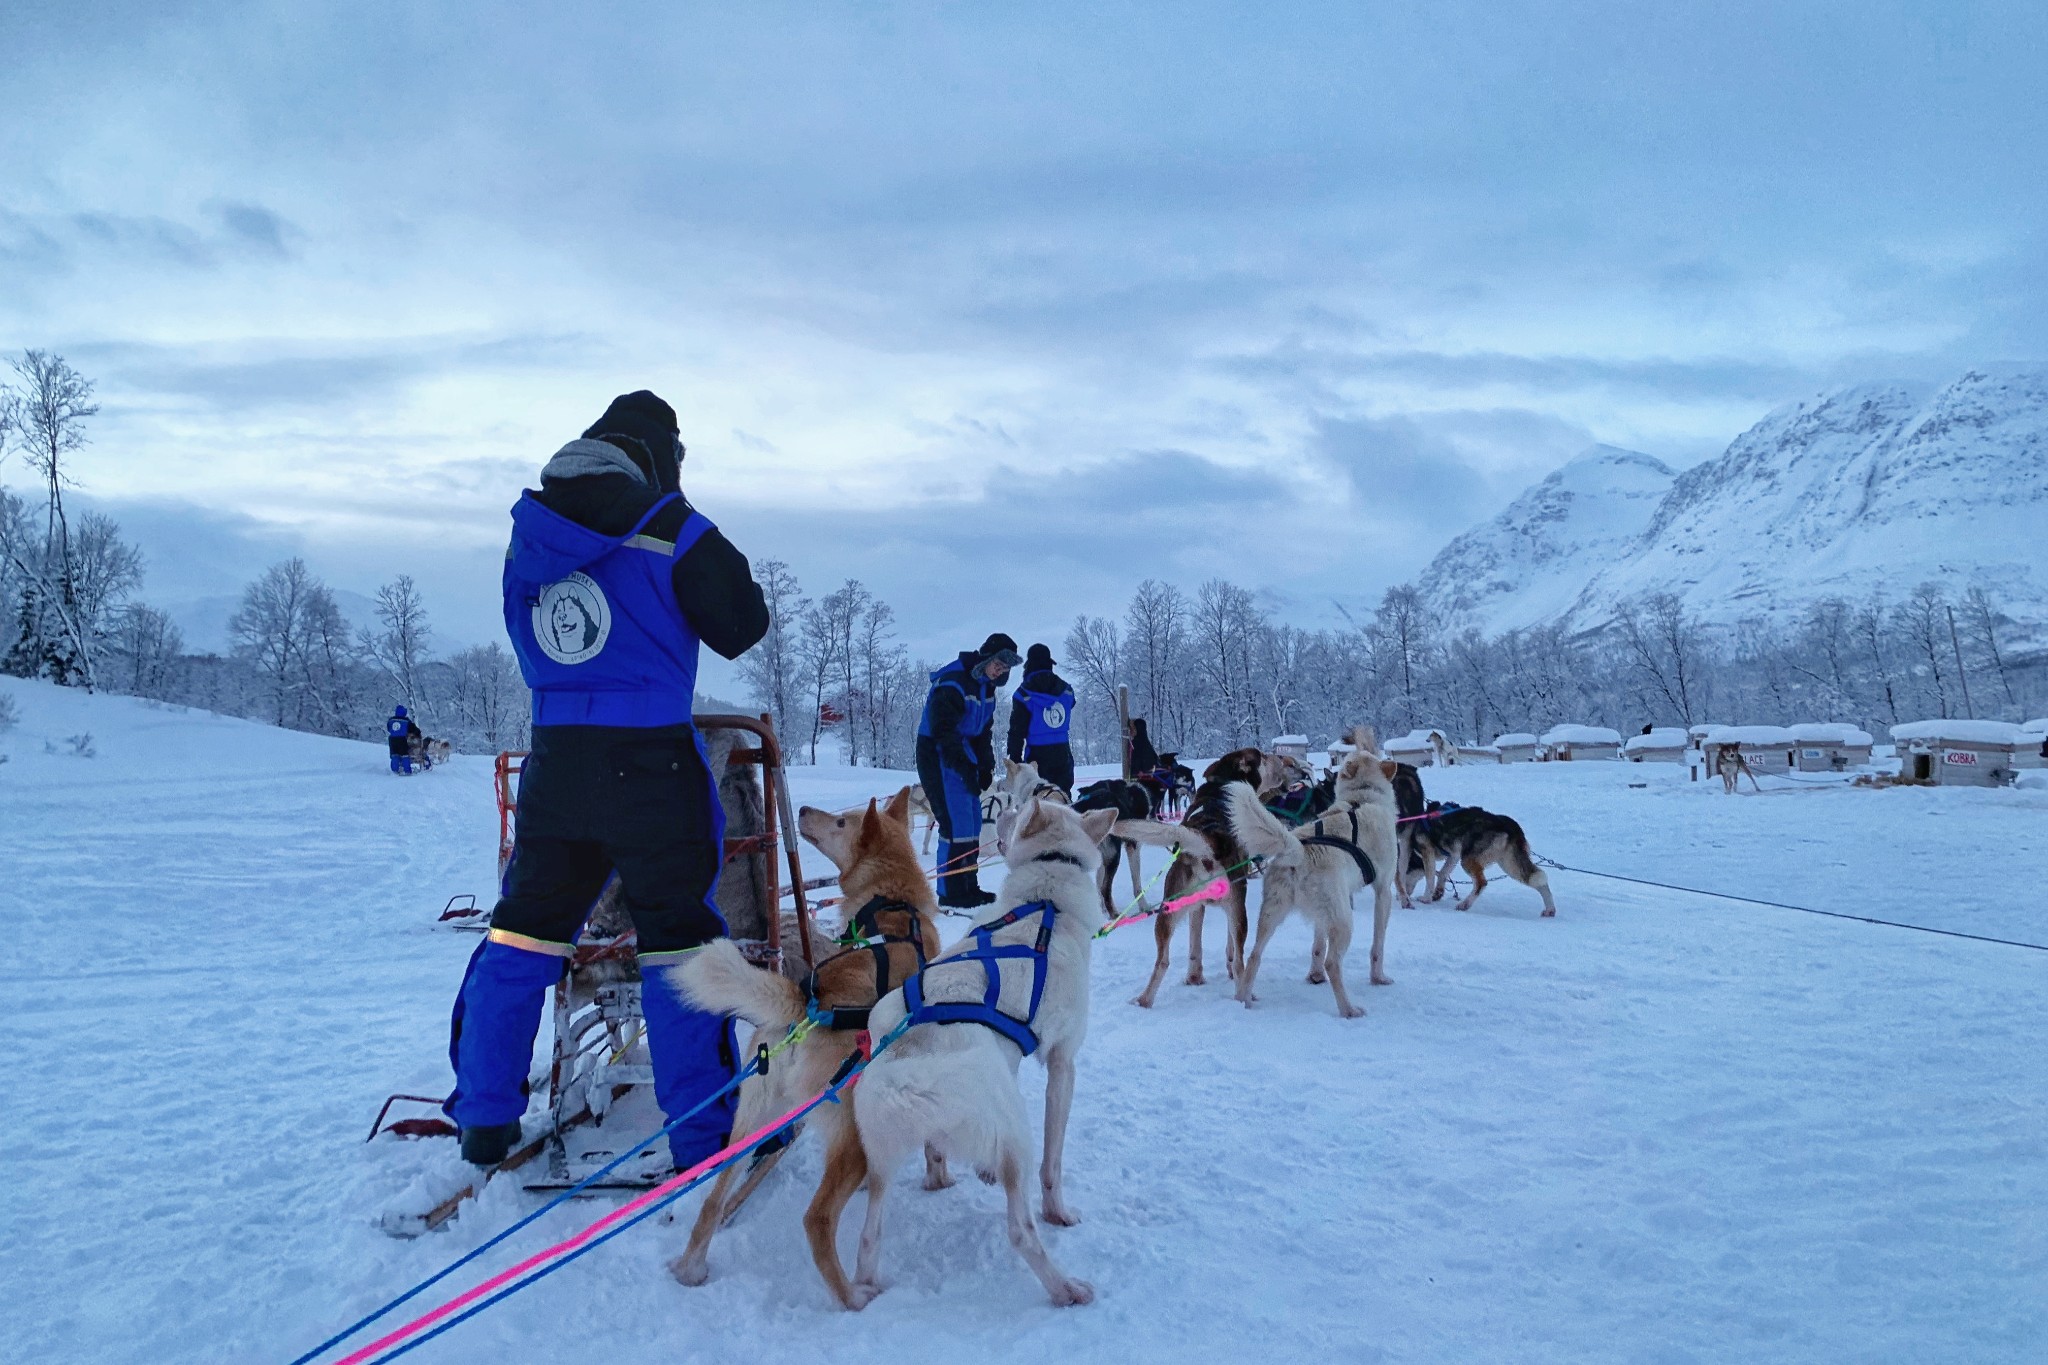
left=1223, top=739, right=1401, bottom=1018
left=815, top=797, right=1116, bottom=1310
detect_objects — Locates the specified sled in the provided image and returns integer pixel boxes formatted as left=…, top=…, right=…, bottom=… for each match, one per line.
left=374, top=714, right=819, bottom=1235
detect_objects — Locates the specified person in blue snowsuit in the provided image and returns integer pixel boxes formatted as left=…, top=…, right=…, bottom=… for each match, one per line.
left=1005, top=642, right=1076, bottom=796
left=386, top=705, right=423, bottom=774
left=916, top=632, right=1020, bottom=908
left=444, top=390, right=770, bottom=1169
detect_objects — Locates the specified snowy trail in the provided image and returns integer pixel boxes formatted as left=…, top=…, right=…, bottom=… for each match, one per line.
left=4, top=680, right=2045, bottom=1364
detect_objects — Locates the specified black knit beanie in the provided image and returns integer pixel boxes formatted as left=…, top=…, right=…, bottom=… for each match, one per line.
left=978, top=633, right=1021, bottom=666
left=583, top=390, right=681, bottom=492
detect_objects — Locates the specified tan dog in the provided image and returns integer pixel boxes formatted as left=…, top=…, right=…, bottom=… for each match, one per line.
left=814, top=798, right=1117, bottom=1310
left=1114, top=746, right=1298, bottom=1007
left=1223, top=732, right=1401, bottom=1017
left=668, top=787, right=941, bottom=1288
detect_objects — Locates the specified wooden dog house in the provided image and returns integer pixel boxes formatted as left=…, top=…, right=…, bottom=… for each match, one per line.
left=1539, top=724, right=1622, bottom=760
left=1623, top=727, right=1689, bottom=763
left=1888, top=720, right=2023, bottom=787
left=1494, top=733, right=1538, bottom=763
left=1787, top=723, right=1874, bottom=772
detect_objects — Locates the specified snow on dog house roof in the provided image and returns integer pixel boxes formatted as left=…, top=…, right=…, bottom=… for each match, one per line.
left=1493, top=732, right=1538, bottom=747
left=1271, top=734, right=1309, bottom=746
left=1889, top=719, right=2024, bottom=746
left=1787, top=723, right=1874, bottom=746
left=1702, top=725, right=1796, bottom=746
left=1385, top=729, right=1445, bottom=751
left=2022, top=718, right=2048, bottom=737
left=1624, top=727, right=1690, bottom=752
left=1540, top=724, right=1621, bottom=746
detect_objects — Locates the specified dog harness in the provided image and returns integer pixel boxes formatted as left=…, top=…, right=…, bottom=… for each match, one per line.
left=801, top=896, right=931, bottom=1033
left=1299, top=808, right=1377, bottom=885
left=1266, top=777, right=1337, bottom=828
left=900, top=897, right=1059, bottom=1056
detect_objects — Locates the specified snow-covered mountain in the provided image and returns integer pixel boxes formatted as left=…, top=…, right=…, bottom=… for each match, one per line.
left=1414, top=444, right=1676, bottom=634
left=1418, top=366, right=2048, bottom=645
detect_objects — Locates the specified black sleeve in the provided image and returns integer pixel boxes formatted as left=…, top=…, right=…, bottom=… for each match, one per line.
left=1007, top=695, right=1028, bottom=763
left=670, top=528, right=770, bottom=661
left=927, top=686, right=972, bottom=772
left=973, top=726, right=995, bottom=783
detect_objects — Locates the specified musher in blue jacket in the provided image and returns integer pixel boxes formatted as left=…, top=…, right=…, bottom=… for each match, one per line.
left=1005, top=642, right=1076, bottom=796
left=445, top=390, right=770, bottom=1169
left=916, top=632, right=1020, bottom=908
left=386, top=705, right=422, bottom=774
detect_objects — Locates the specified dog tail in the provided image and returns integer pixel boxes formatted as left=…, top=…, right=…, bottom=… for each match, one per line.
left=674, top=940, right=806, bottom=1032
left=1348, top=725, right=1380, bottom=757
left=1221, top=780, right=1302, bottom=865
left=1111, top=818, right=1216, bottom=861
left=1497, top=817, right=1548, bottom=885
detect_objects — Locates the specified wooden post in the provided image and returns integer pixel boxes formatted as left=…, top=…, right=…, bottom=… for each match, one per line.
left=1117, top=684, right=1132, bottom=779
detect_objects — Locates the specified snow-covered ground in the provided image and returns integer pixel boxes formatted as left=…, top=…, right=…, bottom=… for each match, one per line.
left=5, top=678, right=2047, bottom=1364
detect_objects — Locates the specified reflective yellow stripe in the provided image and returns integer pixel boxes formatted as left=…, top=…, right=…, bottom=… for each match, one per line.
left=487, top=928, right=575, bottom=957
left=625, top=534, right=675, bottom=556
left=636, top=945, right=706, bottom=966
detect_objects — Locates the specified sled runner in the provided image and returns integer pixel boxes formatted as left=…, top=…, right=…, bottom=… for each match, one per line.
left=374, top=714, right=818, bottom=1236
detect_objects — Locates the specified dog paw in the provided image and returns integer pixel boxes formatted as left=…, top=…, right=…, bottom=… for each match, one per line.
left=1042, top=1201, right=1082, bottom=1226
left=977, top=1166, right=1001, bottom=1186
left=1305, top=969, right=1327, bottom=984
left=1049, top=1277, right=1096, bottom=1307
left=1129, top=995, right=1155, bottom=1009
left=843, top=1282, right=882, bottom=1312
left=1184, top=970, right=1205, bottom=986
left=1339, top=1004, right=1366, bottom=1019
left=923, top=1169, right=956, bottom=1191
left=667, top=1255, right=709, bottom=1287
left=1541, top=908, right=1557, bottom=918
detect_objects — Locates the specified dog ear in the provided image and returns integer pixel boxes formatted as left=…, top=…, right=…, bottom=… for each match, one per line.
left=1079, top=807, right=1117, bottom=846
left=854, top=797, right=882, bottom=851
left=1018, top=796, right=1056, bottom=841
left=1380, top=759, right=1399, bottom=780
left=884, top=786, right=912, bottom=825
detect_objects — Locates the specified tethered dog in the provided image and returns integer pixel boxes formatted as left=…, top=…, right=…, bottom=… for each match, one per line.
left=1114, top=746, right=1293, bottom=1007
left=668, top=787, right=943, bottom=1288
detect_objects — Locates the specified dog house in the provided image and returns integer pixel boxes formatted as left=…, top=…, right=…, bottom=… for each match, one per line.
left=1270, top=734, right=1310, bottom=762
left=1623, top=727, right=1689, bottom=763
left=2011, top=718, right=2047, bottom=768
left=1701, top=725, right=1797, bottom=774
left=2015, top=718, right=2048, bottom=769
left=1538, top=724, right=1621, bottom=760
left=1787, top=723, right=1874, bottom=772
left=1456, top=743, right=1503, bottom=763
left=1889, top=720, right=2023, bottom=787
left=1386, top=728, right=1452, bottom=766
left=1493, top=733, right=1538, bottom=763
left=1323, top=741, right=1354, bottom=772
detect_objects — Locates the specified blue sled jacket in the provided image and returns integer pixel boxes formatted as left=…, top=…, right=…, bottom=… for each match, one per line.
left=503, top=490, right=715, bottom=728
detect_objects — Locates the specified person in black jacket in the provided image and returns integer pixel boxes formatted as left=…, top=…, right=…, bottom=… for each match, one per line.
left=444, top=389, right=770, bottom=1171
left=915, top=632, right=1019, bottom=907
left=1005, top=642, right=1077, bottom=795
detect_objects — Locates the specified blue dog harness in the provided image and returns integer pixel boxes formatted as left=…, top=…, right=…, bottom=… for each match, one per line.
left=900, top=899, right=1059, bottom=1056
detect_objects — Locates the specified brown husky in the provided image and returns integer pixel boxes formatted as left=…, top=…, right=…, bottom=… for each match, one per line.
left=1113, top=746, right=1297, bottom=1007
left=667, top=787, right=942, bottom=1288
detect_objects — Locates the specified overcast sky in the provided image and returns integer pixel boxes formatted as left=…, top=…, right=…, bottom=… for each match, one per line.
left=4, top=1, right=2045, bottom=688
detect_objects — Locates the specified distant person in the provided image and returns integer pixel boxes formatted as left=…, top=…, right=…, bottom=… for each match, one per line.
left=386, top=704, right=423, bottom=774
left=916, top=632, right=1020, bottom=907
left=444, top=389, right=770, bottom=1170
left=1127, top=715, right=1160, bottom=776
left=1006, top=642, right=1076, bottom=795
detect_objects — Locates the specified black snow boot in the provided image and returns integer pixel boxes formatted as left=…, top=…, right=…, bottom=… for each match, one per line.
left=942, top=870, right=997, bottom=910
left=460, top=1119, right=524, bottom=1167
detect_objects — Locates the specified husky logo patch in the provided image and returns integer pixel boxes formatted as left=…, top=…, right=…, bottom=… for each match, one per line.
left=533, top=573, right=612, bottom=665
left=1040, top=701, right=1067, bottom=729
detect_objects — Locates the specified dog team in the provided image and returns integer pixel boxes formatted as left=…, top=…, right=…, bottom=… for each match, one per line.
left=672, top=722, right=1557, bottom=1308
left=454, top=391, right=1558, bottom=1314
